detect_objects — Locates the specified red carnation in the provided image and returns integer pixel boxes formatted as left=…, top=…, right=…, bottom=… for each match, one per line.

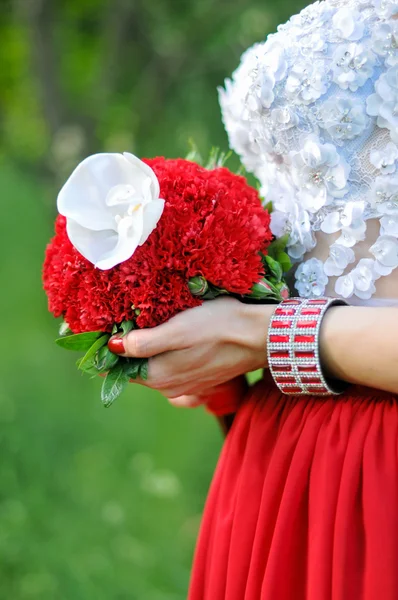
left=43, top=157, right=272, bottom=334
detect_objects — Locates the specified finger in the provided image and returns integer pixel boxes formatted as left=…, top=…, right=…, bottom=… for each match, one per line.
left=167, top=395, right=204, bottom=408
left=142, top=349, right=194, bottom=392
left=142, top=345, right=229, bottom=394
left=108, top=321, right=187, bottom=359
left=166, top=377, right=248, bottom=410
left=108, top=298, right=231, bottom=359
left=124, top=350, right=193, bottom=392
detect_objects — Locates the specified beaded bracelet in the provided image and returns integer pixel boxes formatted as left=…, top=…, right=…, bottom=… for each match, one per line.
left=267, top=297, right=349, bottom=396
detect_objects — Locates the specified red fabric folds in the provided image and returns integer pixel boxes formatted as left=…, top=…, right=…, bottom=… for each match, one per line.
left=189, top=375, right=398, bottom=600
left=205, top=376, right=249, bottom=417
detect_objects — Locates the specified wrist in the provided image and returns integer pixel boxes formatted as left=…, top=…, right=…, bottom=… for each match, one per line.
left=319, top=305, right=354, bottom=383
left=267, top=297, right=349, bottom=396
left=239, top=302, right=275, bottom=370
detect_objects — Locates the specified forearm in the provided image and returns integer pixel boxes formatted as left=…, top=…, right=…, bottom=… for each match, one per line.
left=116, top=298, right=398, bottom=402
left=319, top=306, right=398, bottom=394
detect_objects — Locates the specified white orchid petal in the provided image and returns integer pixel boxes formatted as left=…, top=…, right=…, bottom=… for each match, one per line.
left=66, top=219, right=118, bottom=265
left=123, top=152, right=160, bottom=199
left=58, top=153, right=159, bottom=227
left=139, top=199, right=165, bottom=245
left=96, top=211, right=144, bottom=270
left=58, top=152, right=164, bottom=268
left=85, top=153, right=146, bottom=190
left=58, top=160, right=116, bottom=231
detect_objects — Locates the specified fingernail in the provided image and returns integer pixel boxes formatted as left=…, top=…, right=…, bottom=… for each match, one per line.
left=108, top=336, right=125, bottom=355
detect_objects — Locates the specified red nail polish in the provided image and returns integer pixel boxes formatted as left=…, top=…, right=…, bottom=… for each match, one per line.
left=108, top=336, right=125, bottom=355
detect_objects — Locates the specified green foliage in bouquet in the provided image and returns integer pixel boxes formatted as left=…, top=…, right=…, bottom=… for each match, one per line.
left=56, top=323, right=148, bottom=409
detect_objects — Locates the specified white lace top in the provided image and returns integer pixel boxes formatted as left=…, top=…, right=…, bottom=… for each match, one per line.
left=219, top=0, right=398, bottom=304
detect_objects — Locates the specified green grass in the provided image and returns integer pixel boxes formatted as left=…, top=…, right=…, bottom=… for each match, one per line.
left=0, top=163, right=222, bottom=599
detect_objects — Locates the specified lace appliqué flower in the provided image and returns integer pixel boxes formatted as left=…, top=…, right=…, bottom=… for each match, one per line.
left=335, top=235, right=398, bottom=299
left=300, top=31, right=328, bottom=55
left=285, top=1, right=334, bottom=36
left=324, top=244, right=356, bottom=276
left=289, top=135, right=351, bottom=212
left=332, top=43, right=376, bottom=92
left=370, top=234, right=398, bottom=275
left=268, top=178, right=316, bottom=262
left=318, top=97, right=368, bottom=141
left=285, top=61, right=330, bottom=105
left=367, top=65, right=398, bottom=144
left=371, top=0, right=398, bottom=20
left=270, top=107, right=299, bottom=130
left=372, top=21, right=398, bottom=68
left=333, top=7, right=364, bottom=41
left=320, top=201, right=367, bottom=246
left=368, top=174, right=398, bottom=215
left=370, top=142, right=398, bottom=174
left=295, top=257, right=329, bottom=297
left=335, top=258, right=377, bottom=299
left=246, top=42, right=289, bottom=113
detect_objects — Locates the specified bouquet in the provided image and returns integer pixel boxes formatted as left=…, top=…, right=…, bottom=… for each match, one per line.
left=43, top=150, right=290, bottom=407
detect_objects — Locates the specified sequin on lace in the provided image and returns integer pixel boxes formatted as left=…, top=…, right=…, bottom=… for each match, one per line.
left=219, top=0, right=398, bottom=301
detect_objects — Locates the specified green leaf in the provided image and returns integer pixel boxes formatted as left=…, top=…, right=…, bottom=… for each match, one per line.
left=56, top=331, right=104, bottom=351
left=120, top=320, right=134, bottom=336
left=217, top=150, right=232, bottom=168
left=267, top=234, right=290, bottom=259
left=185, top=139, right=203, bottom=165
left=101, top=364, right=130, bottom=408
left=263, top=200, right=273, bottom=213
left=204, top=147, right=233, bottom=170
left=77, top=334, right=109, bottom=370
left=205, top=146, right=219, bottom=170
left=265, top=255, right=283, bottom=282
left=138, top=360, right=148, bottom=381
left=111, top=324, right=118, bottom=335
left=123, top=358, right=147, bottom=380
left=236, top=164, right=246, bottom=176
left=96, top=346, right=120, bottom=372
left=75, top=356, right=99, bottom=376
left=201, top=282, right=229, bottom=300
left=276, top=251, right=292, bottom=273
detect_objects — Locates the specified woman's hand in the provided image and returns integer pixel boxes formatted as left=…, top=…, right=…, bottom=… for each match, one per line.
left=167, top=375, right=249, bottom=413
left=108, top=297, right=274, bottom=401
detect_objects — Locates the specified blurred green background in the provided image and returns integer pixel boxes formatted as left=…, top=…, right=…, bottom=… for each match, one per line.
left=0, top=0, right=304, bottom=598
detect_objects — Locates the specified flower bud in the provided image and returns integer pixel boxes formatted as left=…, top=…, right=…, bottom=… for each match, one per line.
left=188, top=276, right=209, bottom=296
left=277, top=283, right=290, bottom=300
left=250, top=279, right=275, bottom=299
left=59, top=320, right=72, bottom=336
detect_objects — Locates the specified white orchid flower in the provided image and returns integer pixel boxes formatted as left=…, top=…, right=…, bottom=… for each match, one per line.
left=57, top=152, right=165, bottom=270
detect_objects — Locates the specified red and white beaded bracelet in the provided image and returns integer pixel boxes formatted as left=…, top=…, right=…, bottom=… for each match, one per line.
left=267, top=297, right=349, bottom=396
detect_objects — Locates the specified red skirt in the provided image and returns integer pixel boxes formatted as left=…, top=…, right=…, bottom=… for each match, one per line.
left=189, top=376, right=398, bottom=600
